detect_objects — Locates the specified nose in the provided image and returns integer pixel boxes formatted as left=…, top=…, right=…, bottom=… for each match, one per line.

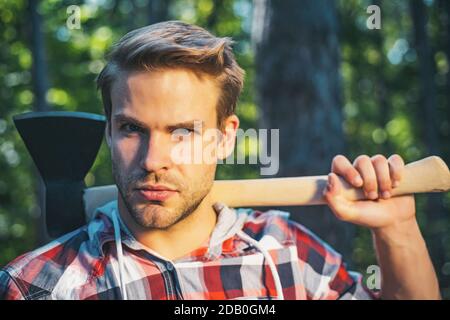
left=139, top=132, right=172, bottom=173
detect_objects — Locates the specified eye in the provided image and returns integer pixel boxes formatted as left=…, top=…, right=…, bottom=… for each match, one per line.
left=171, top=128, right=195, bottom=139
left=181, top=128, right=195, bottom=135
left=120, top=123, right=142, bottom=133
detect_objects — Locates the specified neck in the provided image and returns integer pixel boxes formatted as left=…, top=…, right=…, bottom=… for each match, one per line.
left=117, top=192, right=217, bottom=261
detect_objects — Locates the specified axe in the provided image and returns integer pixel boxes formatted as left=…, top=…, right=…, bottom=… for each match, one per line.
left=14, top=111, right=450, bottom=237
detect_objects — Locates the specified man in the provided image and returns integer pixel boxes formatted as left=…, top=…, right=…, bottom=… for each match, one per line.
left=0, top=21, right=440, bottom=300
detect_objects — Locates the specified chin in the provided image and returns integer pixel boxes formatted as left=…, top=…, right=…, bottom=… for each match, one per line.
left=135, top=204, right=180, bottom=229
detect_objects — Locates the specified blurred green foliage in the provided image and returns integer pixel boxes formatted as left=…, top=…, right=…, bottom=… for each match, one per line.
left=0, top=0, right=449, bottom=297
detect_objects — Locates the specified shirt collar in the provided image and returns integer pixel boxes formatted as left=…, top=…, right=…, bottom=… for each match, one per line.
left=89, top=200, right=251, bottom=260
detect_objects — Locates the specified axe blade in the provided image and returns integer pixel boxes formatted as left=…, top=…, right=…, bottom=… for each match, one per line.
left=13, top=111, right=106, bottom=237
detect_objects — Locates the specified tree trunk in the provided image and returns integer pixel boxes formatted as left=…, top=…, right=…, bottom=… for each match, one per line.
left=372, top=0, right=393, bottom=154
left=252, top=0, right=354, bottom=261
left=410, top=0, right=446, bottom=287
left=444, top=0, right=450, bottom=131
left=148, top=0, right=171, bottom=24
left=206, top=0, right=225, bottom=30
left=28, top=0, right=51, bottom=244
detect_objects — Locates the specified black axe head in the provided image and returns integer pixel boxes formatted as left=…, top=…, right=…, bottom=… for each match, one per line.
left=13, top=111, right=106, bottom=238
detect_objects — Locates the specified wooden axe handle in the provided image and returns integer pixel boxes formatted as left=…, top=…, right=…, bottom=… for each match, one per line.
left=210, top=156, right=450, bottom=207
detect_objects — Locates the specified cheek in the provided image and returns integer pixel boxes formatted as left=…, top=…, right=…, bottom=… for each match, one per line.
left=170, top=135, right=215, bottom=164
left=177, top=162, right=216, bottom=186
left=113, top=137, right=141, bottom=169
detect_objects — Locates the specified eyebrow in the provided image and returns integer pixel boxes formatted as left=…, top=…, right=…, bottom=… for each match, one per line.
left=113, top=114, right=204, bottom=132
left=113, top=114, right=147, bottom=128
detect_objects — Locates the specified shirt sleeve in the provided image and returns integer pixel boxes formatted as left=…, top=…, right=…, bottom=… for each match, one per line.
left=289, top=220, right=380, bottom=300
left=0, top=270, right=25, bottom=300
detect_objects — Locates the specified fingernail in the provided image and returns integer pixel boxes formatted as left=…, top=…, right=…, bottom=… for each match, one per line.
left=382, top=191, right=391, bottom=199
left=326, top=181, right=334, bottom=193
left=368, top=191, right=378, bottom=199
left=328, top=174, right=335, bottom=186
left=392, top=180, right=400, bottom=188
left=353, top=176, right=363, bottom=186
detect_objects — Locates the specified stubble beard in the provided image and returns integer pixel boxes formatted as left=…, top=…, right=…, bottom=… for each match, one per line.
left=112, top=159, right=214, bottom=230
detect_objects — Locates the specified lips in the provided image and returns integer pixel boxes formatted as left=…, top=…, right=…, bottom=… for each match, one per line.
left=135, top=185, right=178, bottom=202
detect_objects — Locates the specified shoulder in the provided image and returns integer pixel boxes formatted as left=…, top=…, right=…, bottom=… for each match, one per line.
left=0, top=214, right=110, bottom=299
left=239, top=208, right=344, bottom=266
left=239, top=209, right=370, bottom=299
left=239, top=208, right=293, bottom=242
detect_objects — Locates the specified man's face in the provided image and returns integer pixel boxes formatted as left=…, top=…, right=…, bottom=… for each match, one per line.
left=107, top=68, right=229, bottom=229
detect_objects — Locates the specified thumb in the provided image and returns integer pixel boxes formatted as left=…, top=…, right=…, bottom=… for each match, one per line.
left=212, top=202, right=226, bottom=213
left=323, top=173, right=359, bottom=222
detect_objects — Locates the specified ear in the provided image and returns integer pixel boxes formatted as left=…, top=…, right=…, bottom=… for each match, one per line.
left=217, top=114, right=239, bottom=160
left=105, top=121, right=112, bottom=149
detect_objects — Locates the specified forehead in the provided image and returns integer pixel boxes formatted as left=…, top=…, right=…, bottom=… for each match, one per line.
left=110, top=68, right=219, bottom=125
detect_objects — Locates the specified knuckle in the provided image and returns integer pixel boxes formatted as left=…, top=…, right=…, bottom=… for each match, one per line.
left=333, top=154, right=347, bottom=164
left=354, top=154, right=371, bottom=166
left=389, top=153, right=404, bottom=165
left=371, top=154, right=387, bottom=165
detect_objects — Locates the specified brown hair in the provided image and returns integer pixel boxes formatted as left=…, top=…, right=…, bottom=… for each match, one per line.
left=96, top=20, right=245, bottom=128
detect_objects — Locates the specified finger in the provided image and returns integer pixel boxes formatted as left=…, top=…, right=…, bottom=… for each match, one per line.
left=331, top=155, right=363, bottom=187
left=323, top=172, right=343, bottom=196
left=371, top=154, right=392, bottom=199
left=323, top=173, right=359, bottom=222
left=388, top=154, right=405, bottom=188
left=212, top=202, right=226, bottom=213
left=353, top=155, right=378, bottom=200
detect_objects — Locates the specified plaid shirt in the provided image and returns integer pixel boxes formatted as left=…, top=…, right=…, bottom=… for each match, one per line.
left=0, top=200, right=376, bottom=300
